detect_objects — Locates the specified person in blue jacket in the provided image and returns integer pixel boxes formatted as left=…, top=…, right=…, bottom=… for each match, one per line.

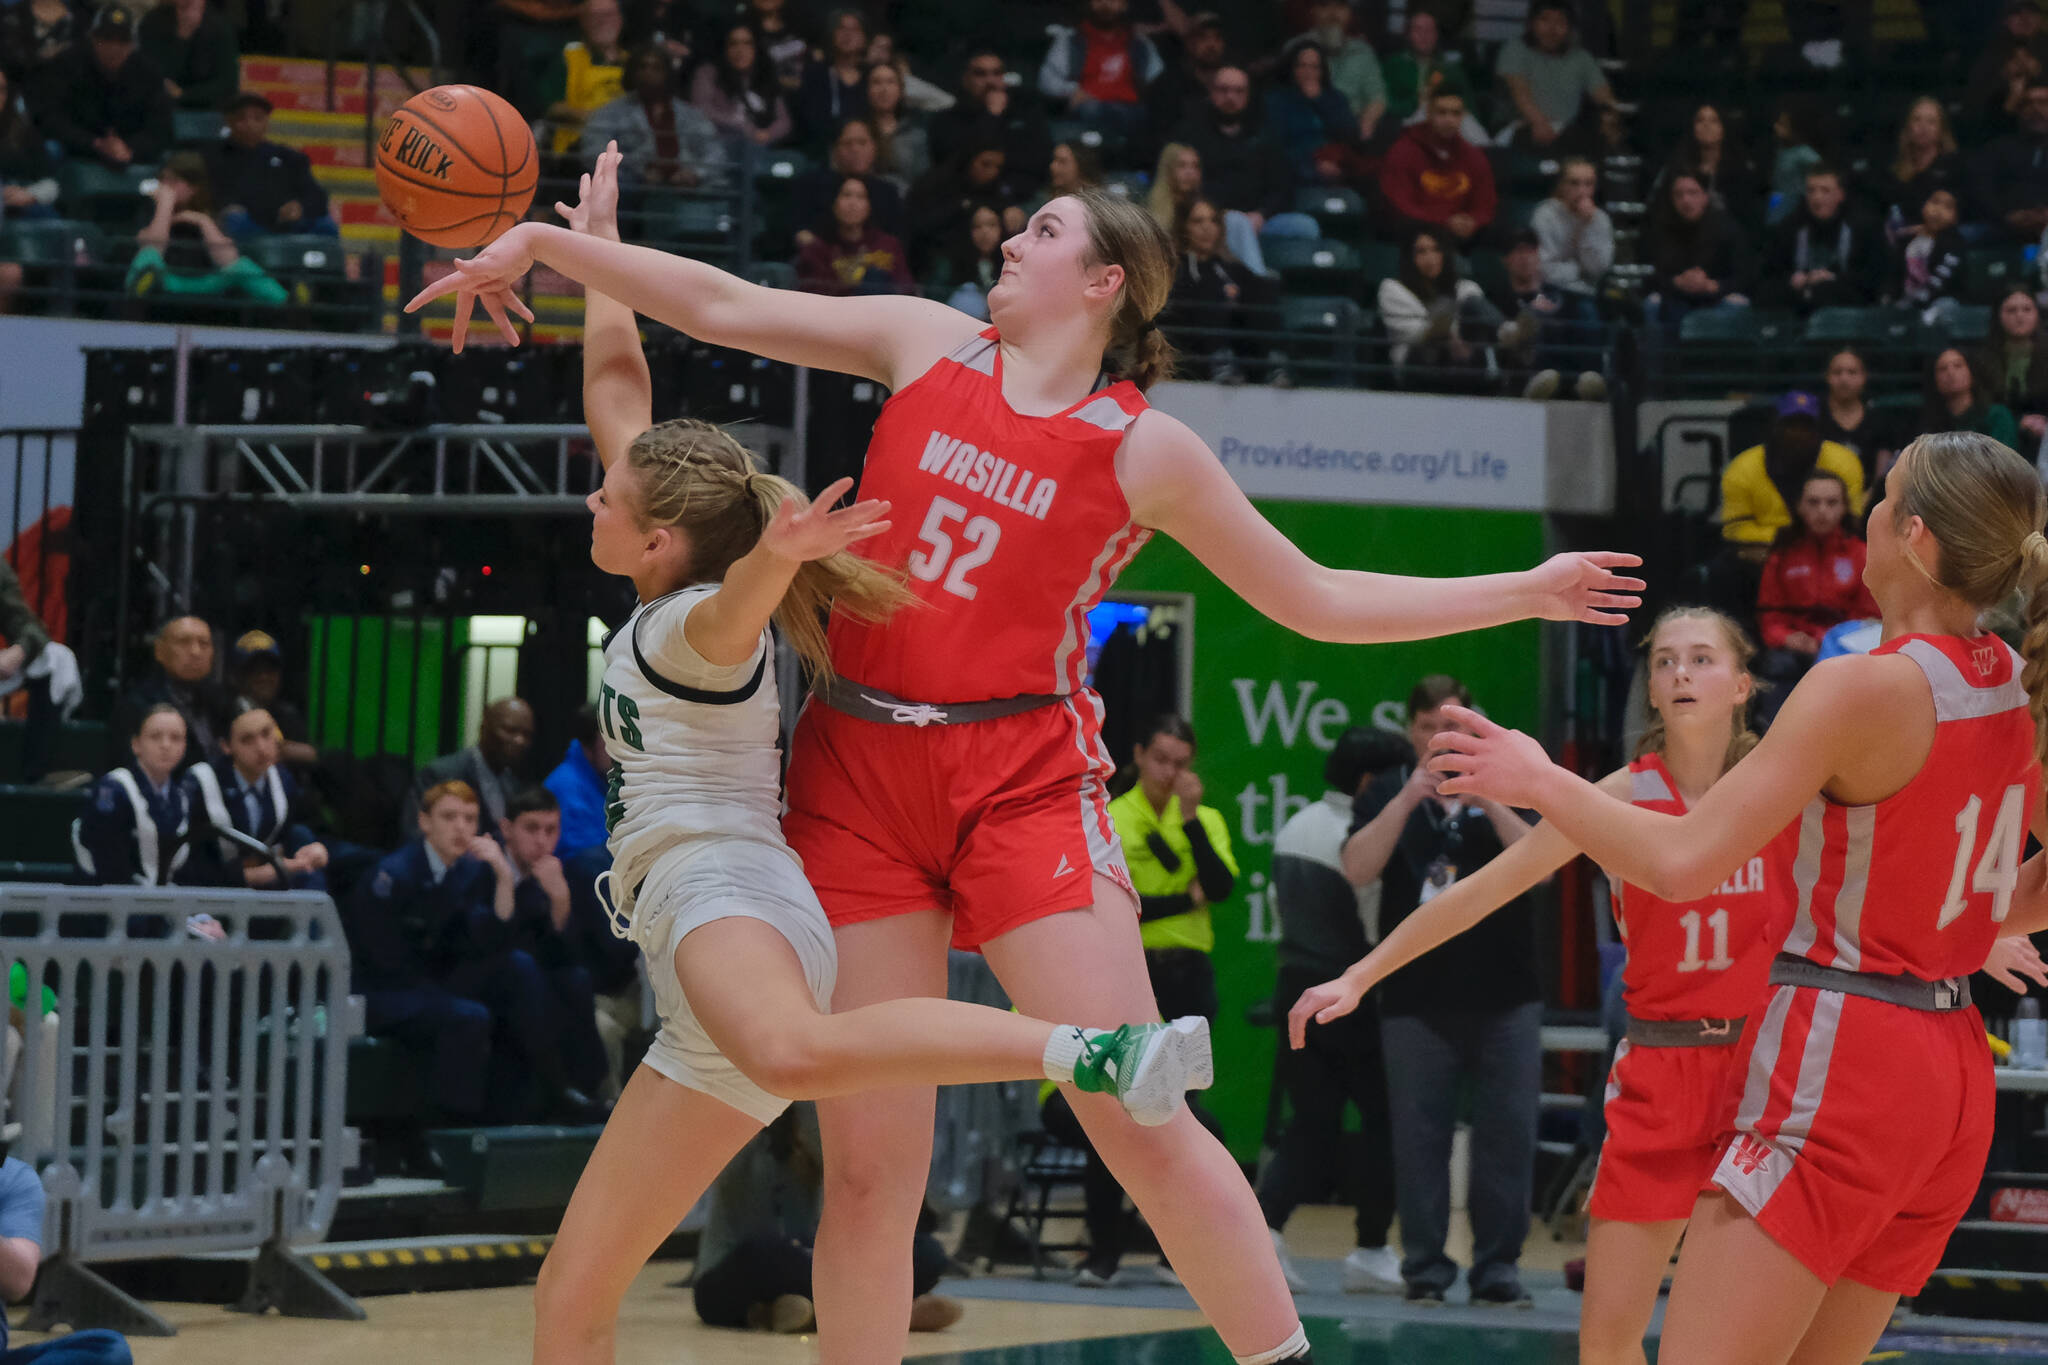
left=181, top=705, right=330, bottom=891
left=343, top=780, right=609, bottom=1130
left=541, top=702, right=610, bottom=863
left=73, top=703, right=210, bottom=887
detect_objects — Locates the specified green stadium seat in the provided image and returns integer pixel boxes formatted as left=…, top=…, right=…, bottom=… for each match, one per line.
left=1264, top=237, right=1362, bottom=297
left=1678, top=308, right=1760, bottom=344
left=1752, top=310, right=1804, bottom=348
left=755, top=149, right=813, bottom=183
left=1278, top=294, right=1360, bottom=334
left=1463, top=248, right=1510, bottom=302
left=241, top=234, right=348, bottom=278
left=1490, top=148, right=1560, bottom=197
left=0, top=219, right=105, bottom=266
left=1294, top=186, right=1367, bottom=241
left=0, top=785, right=88, bottom=865
left=745, top=260, right=798, bottom=289
left=1498, top=196, right=1542, bottom=233
left=1355, top=240, right=1402, bottom=294
left=1048, top=119, right=1129, bottom=168
left=1962, top=248, right=2029, bottom=304
left=172, top=109, right=223, bottom=145
left=1935, top=303, right=1993, bottom=343
left=1804, top=306, right=1912, bottom=347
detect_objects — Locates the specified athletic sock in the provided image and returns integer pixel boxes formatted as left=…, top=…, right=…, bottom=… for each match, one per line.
left=1233, top=1325, right=1311, bottom=1365
left=1041, top=1025, right=1094, bottom=1083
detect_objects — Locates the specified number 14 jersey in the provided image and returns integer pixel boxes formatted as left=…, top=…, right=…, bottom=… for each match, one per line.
left=1616, top=753, right=1797, bottom=1021
left=828, top=327, right=1152, bottom=703
left=1783, top=633, right=2040, bottom=983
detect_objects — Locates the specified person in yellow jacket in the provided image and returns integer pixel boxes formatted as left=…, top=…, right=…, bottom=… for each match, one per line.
left=1718, top=390, right=1866, bottom=550
left=1109, top=714, right=1240, bottom=1022
left=539, top=0, right=629, bottom=156
left=1047, top=713, right=1237, bottom=1287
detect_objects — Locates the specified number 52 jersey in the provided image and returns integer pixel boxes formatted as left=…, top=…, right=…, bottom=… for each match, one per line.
left=827, top=327, right=1152, bottom=703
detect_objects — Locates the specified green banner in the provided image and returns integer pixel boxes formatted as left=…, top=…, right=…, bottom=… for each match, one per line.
left=1111, top=501, right=1547, bottom=1160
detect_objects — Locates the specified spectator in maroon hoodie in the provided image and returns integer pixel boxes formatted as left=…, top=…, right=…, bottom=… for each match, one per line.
left=1752, top=467, right=1878, bottom=723
left=1378, top=88, right=1497, bottom=248
left=794, top=175, right=913, bottom=295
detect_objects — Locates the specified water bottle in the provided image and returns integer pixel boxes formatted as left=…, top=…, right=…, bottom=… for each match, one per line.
left=2015, top=998, right=2048, bottom=1071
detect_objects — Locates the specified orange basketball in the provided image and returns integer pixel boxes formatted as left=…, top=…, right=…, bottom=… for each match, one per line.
left=375, top=84, right=537, bottom=249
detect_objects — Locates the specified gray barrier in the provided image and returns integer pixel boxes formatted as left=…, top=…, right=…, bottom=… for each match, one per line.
left=0, top=884, right=365, bottom=1335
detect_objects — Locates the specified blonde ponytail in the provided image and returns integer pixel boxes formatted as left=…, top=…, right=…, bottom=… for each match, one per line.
left=2018, top=530, right=2048, bottom=763
left=1890, top=431, right=2048, bottom=761
left=625, top=419, right=911, bottom=686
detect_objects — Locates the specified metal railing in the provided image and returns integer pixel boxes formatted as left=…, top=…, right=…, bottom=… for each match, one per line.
left=1, top=884, right=362, bottom=1335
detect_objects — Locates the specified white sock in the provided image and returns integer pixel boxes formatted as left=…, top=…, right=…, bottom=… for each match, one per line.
left=1041, top=1025, right=1095, bottom=1083
left=1233, top=1325, right=1310, bottom=1365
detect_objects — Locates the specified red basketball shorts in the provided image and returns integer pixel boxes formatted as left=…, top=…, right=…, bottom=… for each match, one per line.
left=1588, top=1036, right=1747, bottom=1224
left=782, top=692, right=1135, bottom=951
left=1709, top=986, right=1994, bottom=1295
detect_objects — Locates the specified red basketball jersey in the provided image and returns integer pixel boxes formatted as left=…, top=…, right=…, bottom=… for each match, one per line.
left=1784, top=633, right=2041, bottom=981
left=1616, top=753, right=1797, bottom=1020
left=827, top=328, right=1151, bottom=702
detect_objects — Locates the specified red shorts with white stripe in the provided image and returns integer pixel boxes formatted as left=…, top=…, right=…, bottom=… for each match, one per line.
left=782, top=692, right=1135, bottom=952
left=1709, top=985, right=1994, bottom=1295
left=1588, top=1037, right=1746, bottom=1224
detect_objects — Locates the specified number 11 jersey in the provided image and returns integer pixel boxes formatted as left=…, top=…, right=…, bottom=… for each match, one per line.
left=828, top=327, right=1151, bottom=703
left=1616, top=752, right=1796, bottom=1021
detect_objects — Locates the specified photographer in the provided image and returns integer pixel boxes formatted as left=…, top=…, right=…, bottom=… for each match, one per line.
left=1340, top=676, right=1540, bottom=1307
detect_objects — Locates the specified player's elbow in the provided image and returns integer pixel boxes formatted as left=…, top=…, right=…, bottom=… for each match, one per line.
left=1653, top=852, right=1723, bottom=903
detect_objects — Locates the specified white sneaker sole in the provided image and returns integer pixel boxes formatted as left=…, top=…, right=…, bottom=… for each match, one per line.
left=1120, top=1016, right=1213, bottom=1126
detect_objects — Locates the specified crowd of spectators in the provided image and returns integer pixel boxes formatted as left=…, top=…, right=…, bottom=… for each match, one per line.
left=68, top=612, right=639, bottom=1173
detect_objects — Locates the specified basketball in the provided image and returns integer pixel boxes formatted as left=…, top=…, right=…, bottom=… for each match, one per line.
left=375, top=84, right=537, bottom=249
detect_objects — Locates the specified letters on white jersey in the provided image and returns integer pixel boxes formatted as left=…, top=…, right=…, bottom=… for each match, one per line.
left=916, top=430, right=1060, bottom=521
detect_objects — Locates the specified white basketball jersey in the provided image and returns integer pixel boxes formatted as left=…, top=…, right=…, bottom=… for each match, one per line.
left=598, top=584, right=789, bottom=916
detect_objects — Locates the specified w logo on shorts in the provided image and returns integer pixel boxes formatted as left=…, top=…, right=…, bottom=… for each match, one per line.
left=1728, top=1134, right=1773, bottom=1176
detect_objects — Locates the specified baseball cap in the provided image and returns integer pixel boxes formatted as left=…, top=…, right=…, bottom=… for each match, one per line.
left=1775, top=390, right=1821, bottom=420
left=90, top=3, right=137, bottom=40
left=232, top=630, right=283, bottom=667
left=226, top=91, right=275, bottom=114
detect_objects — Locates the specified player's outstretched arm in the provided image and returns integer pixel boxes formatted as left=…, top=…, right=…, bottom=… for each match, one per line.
left=1116, top=410, right=1644, bottom=642
left=1288, top=801, right=1597, bottom=1049
left=406, top=221, right=981, bottom=387
left=1427, top=658, right=1907, bottom=902
left=558, top=144, right=650, bottom=468
left=682, top=477, right=891, bottom=666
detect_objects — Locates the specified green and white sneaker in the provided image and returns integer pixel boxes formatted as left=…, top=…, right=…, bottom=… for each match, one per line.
left=1070, top=1016, right=1213, bottom=1126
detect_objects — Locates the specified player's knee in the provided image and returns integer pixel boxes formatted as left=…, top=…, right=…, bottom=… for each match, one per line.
left=534, top=1241, right=611, bottom=1326
left=822, top=1130, right=925, bottom=1207
left=733, top=1031, right=832, bottom=1100
left=1575, top=1305, right=1649, bottom=1365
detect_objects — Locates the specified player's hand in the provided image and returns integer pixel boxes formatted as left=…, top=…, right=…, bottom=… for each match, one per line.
left=1426, top=706, right=1553, bottom=808
left=403, top=221, right=540, bottom=353
left=758, top=477, right=891, bottom=563
left=555, top=141, right=623, bottom=241
left=1525, top=551, right=1644, bottom=626
left=1288, top=974, right=1365, bottom=1049
left=1985, top=934, right=2048, bottom=994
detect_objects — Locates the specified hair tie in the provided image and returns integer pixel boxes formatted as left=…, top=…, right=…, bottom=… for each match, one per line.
left=2027, top=531, right=2048, bottom=558
left=1135, top=319, right=1158, bottom=338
